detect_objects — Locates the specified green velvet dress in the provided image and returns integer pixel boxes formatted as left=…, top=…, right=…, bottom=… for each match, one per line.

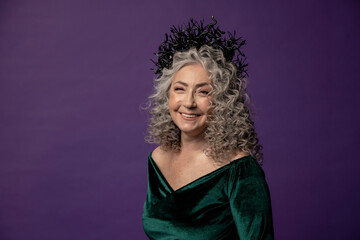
left=142, top=152, right=274, bottom=240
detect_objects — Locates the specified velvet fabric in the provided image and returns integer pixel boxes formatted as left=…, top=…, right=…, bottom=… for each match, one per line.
left=142, top=153, right=274, bottom=239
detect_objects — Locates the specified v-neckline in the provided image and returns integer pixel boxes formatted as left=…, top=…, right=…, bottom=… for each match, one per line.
left=148, top=152, right=252, bottom=193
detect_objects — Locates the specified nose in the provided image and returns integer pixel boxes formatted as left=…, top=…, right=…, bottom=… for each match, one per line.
left=183, top=91, right=196, bottom=108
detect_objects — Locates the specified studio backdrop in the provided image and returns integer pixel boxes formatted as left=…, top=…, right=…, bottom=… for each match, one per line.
left=0, top=0, right=359, bottom=239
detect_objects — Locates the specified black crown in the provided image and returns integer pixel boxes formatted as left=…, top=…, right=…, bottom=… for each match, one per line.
left=151, top=16, right=248, bottom=78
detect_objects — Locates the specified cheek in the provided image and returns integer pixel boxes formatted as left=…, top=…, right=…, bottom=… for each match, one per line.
left=200, top=99, right=212, bottom=111
left=205, top=104, right=213, bottom=116
left=168, top=94, right=178, bottom=110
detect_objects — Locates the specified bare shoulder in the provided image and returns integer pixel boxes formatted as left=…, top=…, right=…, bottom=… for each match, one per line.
left=230, top=151, right=250, bottom=162
left=151, top=146, right=162, bottom=159
left=151, top=146, right=171, bottom=166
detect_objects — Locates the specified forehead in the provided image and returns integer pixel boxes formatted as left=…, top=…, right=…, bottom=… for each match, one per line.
left=172, top=64, right=211, bottom=84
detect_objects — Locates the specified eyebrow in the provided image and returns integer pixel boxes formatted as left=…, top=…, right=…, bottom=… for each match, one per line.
left=173, top=81, right=211, bottom=88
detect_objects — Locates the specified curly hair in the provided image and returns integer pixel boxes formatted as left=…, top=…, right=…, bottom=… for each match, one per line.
left=145, top=45, right=263, bottom=163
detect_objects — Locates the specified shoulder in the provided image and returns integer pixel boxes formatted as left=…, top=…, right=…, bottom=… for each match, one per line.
left=152, top=146, right=166, bottom=159
left=228, top=151, right=264, bottom=179
left=227, top=152, right=268, bottom=198
left=230, top=151, right=251, bottom=162
left=151, top=146, right=172, bottom=166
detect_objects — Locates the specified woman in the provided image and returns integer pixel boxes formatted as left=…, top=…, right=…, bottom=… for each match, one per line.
left=142, top=17, right=274, bottom=240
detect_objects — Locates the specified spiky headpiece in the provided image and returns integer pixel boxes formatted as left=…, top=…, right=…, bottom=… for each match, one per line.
left=151, top=16, right=248, bottom=78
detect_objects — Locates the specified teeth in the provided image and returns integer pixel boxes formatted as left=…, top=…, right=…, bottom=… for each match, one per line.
left=182, top=113, right=198, bottom=118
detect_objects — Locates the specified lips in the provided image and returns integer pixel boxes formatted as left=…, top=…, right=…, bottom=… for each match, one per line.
left=180, top=112, right=201, bottom=119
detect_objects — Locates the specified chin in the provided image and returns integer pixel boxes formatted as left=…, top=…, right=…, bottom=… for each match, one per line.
left=180, top=127, right=207, bottom=137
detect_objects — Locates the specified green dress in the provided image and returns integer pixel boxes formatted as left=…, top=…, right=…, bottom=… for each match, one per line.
left=142, top=153, right=274, bottom=240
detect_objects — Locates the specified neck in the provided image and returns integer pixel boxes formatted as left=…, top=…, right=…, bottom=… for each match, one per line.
left=180, top=132, right=207, bottom=153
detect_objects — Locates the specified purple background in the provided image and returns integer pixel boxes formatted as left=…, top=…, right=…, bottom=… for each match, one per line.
left=1, top=0, right=359, bottom=239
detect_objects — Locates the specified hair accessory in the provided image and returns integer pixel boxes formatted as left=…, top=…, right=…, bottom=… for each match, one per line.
left=151, top=16, right=248, bottom=77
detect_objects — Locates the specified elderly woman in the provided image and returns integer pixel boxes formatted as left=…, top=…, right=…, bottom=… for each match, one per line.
left=142, top=17, right=274, bottom=240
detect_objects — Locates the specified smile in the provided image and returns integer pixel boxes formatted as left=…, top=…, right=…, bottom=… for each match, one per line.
left=180, top=113, right=200, bottom=119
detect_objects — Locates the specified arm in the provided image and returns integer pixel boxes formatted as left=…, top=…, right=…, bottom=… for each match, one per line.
left=227, top=159, right=274, bottom=239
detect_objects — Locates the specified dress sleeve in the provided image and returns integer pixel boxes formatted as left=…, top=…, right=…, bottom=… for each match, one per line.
left=227, top=157, right=274, bottom=240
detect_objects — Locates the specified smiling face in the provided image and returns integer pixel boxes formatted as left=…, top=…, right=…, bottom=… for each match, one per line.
left=168, top=64, right=212, bottom=138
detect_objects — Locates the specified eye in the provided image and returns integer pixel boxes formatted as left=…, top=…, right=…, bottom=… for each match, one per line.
left=174, top=87, right=184, bottom=91
left=197, top=89, right=210, bottom=96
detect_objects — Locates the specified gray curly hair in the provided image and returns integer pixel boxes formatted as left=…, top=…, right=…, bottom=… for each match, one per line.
left=145, top=45, right=263, bottom=163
